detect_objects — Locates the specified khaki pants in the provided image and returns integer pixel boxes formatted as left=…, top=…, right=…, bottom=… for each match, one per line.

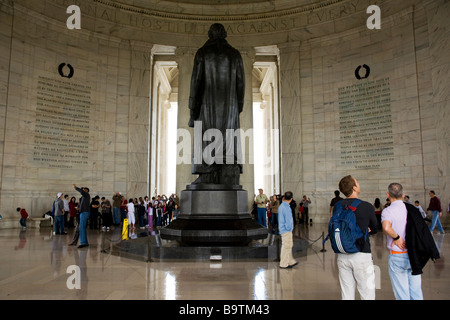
left=337, top=252, right=375, bottom=300
left=280, top=232, right=297, bottom=268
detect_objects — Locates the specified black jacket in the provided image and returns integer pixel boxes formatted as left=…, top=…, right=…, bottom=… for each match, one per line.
left=405, top=203, right=440, bottom=275
left=75, top=187, right=91, bottom=213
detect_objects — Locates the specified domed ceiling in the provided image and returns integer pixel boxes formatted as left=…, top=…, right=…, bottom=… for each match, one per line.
left=98, top=0, right=343, bottom=21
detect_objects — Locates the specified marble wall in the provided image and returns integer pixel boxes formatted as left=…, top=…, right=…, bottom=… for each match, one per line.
left=281, top=1, right=450, bottom=222
left=0, top=0, right=448, bottom=224
left=291, top=7, right=425, bottom=222
left=0, top=0, right=152, bottom=216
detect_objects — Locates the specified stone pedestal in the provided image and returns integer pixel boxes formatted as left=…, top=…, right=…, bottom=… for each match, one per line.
left=114, top=232, right=309, bottom=262
left=159, top=185, right=268, bottom=245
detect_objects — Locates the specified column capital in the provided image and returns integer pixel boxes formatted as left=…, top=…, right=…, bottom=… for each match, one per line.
left=236, top=47, right=256, bottom=63
left=277, top=41, right=301, bottom=51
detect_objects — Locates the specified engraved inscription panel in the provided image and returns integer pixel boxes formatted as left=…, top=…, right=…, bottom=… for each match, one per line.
left=338, top=78, right=394, bottom=169
left=33, top=76, right=91, bottom=169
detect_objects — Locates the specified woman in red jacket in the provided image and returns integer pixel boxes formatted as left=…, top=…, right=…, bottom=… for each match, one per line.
left=68, top=196, right=78, bottom=228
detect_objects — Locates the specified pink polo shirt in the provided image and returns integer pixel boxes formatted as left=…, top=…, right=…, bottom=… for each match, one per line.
left=381, top=200, right=407, bottom=252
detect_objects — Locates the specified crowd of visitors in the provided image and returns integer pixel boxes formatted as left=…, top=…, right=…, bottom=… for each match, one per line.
left=14, top=179, right=448, bottom=300
left=17, top=184, right=447, bottom=251
left=252, top=188, right=313, bottom=235
left=109, top=193, right=181, bottom=230
left=369, top=192, right=445, bottom=234
left=54, top=191, right=181, bottom=233
left=24, top=187, right=181, bottom=248
left=328, top=189, right=447, bottom=235
left=251, top=187, right=448, bottom=236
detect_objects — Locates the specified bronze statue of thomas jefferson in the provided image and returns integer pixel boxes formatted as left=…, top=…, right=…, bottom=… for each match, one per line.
left=188, top=23, right=245, bottom=186
left=160, top=25, right=268, bottom=245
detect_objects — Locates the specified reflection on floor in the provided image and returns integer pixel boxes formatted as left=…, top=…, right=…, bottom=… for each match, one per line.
left=0, top=222, right=448, bottom=300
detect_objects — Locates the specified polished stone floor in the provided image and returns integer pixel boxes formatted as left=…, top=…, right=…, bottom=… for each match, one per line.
left=0, top=222, right=448, bottom=300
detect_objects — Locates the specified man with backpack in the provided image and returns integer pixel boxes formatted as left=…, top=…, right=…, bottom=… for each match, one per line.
left=331, top=175, right=378, bottom=300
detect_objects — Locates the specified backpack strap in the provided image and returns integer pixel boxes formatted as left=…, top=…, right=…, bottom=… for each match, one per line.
left=346, top=198, right=369, bottom=240
left=348, top=198, right=362, bottom=211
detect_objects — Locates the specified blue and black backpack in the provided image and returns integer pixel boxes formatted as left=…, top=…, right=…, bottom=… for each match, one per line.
left=326, top=199, right=367, bottom=254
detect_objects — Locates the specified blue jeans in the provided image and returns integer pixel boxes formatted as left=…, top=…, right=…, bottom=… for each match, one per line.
left=272, top=213, right=279, bottom=234
left=156, top=211, right=162, bottom=227
left=139, top=214, right=145, bottom=227
left=54, top=215, right=65, bottom=234
left=113, top=207, right=120, bottom=225
left=429, top=210, right=444, bottom=233
left=79, top=211, right=90, bottom=245
left=120, top=208, right=126, bottom=222
left=257, top=207, right=267, bottom=227
left=388, top=253, right=423, bottom=300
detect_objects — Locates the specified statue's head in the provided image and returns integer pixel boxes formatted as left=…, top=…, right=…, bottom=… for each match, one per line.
left=208, top=23, right=227, bottom=40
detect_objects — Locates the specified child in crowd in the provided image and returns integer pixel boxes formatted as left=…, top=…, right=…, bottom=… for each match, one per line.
left=126, top=198, right=136, bottom=230
left=172, top=204, right=179, bottom=220
left=17, top=207, right=29, bottom=229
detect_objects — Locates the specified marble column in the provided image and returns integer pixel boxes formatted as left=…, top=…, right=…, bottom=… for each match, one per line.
left=175, top=46, right=196, bottom=195
left=127, top=41, right=152, bottom=197
left=240, top=47, right=256, bottom=208
left=278, top=41, right=302, bottom=201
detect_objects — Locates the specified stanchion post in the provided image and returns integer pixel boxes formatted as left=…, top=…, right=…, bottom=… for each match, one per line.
left=100, top=231, right=107, bottom=253
left=320, top=232, right=327, bottom=252
left=275, top=235, right=281, bottom=262
left=147, top=227, right=153, bottom=262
